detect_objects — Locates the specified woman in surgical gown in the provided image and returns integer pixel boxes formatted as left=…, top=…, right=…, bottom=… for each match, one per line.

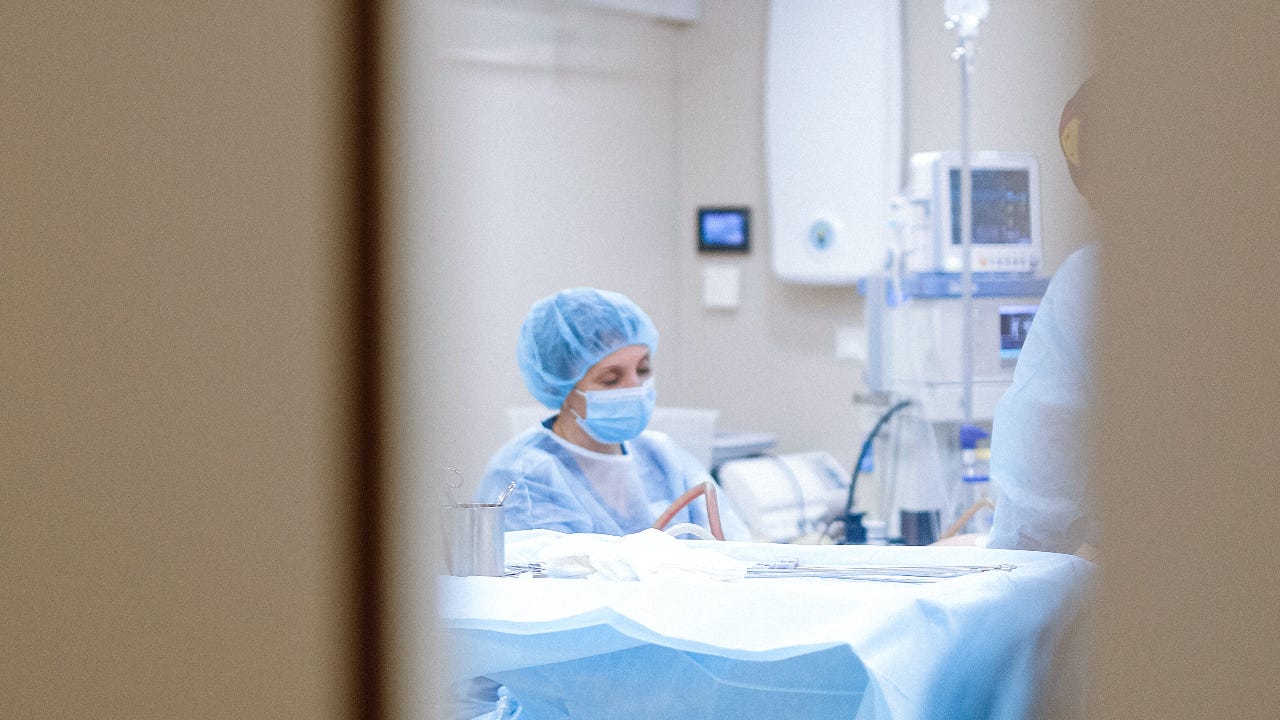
left=458, top=288, right=747, bottom=720
left=476, top=286, right=749, bottom=538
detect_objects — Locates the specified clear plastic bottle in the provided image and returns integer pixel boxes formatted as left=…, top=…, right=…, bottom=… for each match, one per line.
left=863, top=518, right=888, bottom=545
left=958, top=424, right=993, bottom=534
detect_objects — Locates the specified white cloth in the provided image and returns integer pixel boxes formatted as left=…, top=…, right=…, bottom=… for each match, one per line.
left=513, top=528, right=748, bottom=582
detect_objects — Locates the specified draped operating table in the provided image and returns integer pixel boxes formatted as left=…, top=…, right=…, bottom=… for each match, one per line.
left=437, top=531, right=1093, bottom=720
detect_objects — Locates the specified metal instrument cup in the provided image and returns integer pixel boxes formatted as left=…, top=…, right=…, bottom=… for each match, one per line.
left=442, top=502, right=505, bottom=577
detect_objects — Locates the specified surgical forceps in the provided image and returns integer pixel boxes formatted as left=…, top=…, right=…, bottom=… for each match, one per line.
left=745, top=559, right=1017, bottom=584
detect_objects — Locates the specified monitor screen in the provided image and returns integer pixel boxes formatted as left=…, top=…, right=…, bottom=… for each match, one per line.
left=999, top=304, right=1038, bottom=364
left=698, top=207, right=750, bottom=252
left=949, top=169, right=1032, bottom=246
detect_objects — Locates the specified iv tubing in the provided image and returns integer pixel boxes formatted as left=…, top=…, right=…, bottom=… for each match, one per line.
left=653, top=481, right=724, bottom=541
left=842, top=400, right=913, bottom=517
left=939, top=497, right=995, bottom=540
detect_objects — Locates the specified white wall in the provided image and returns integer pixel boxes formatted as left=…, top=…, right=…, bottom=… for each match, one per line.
left=395, top=0, right=1094, bottom=496
left=397, top=0, right=688, bottom=492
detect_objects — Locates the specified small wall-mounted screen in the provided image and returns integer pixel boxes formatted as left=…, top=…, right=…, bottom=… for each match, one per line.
left=698, top=207, right=750, bottom=252
left=950, top=169, right=1032, bottom=245
left=999, top=304, right=1038, bottom=364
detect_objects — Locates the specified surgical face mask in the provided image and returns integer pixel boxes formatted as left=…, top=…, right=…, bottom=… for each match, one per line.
left=571, top=378, right=656, bottom=444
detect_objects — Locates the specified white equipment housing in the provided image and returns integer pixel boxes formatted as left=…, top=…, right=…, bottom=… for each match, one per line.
left=870, top=289, right=1044, bottom=423
left=716, top=452, right=849, bottom=543
left=764, top=0, right=903, bottom=284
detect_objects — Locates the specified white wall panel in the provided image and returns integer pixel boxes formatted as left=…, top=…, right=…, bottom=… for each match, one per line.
left=764, top=0, right=903, bottom=284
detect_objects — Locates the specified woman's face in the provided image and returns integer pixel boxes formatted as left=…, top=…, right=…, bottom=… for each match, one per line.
left=563, top=344, right=651, bottom=412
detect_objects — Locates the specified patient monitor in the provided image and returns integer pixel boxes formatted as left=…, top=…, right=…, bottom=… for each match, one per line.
left=858, top=151, right=1050, bottom=539
left=903, top=151, right=1043, bottom=276
left=870, top=150, right=1050, bottom=422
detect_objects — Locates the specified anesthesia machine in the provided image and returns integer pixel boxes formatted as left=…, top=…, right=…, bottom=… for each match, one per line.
left=758, top=0, right=1052, bottom=546
left=855, top=150, right=1051, bottom=544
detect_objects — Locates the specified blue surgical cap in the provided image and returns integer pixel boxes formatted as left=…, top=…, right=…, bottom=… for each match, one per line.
left=518, top=287, right=659, bottom=409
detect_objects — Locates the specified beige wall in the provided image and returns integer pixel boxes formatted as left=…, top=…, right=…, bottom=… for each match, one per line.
left=1090, top=2, right=1280, bottom=717
left=2, top=4, right=360, bottom=718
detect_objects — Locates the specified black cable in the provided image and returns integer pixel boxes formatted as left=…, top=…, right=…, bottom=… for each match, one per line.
left=842, top=400, right=912, bottom=518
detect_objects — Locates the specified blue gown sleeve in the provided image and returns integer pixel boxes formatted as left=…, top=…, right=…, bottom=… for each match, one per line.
left=478, top=436, right=604, bottom=534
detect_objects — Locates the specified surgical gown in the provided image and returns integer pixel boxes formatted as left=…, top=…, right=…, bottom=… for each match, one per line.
left=459, top=418, right=751, bottom=719
left=477, top=416, right=750, bottom=541
left=987, top=243, right=1100, bottom=554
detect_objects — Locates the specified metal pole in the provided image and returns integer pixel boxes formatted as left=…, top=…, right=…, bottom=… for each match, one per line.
left=958, top=36, right=975, bottom=425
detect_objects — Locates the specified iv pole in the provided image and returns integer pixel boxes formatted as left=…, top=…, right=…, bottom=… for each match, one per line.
left=945, top=0, right=988, bottom=425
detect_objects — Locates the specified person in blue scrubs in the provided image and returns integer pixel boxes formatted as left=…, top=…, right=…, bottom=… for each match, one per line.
left=455, top=288, right=747, bottom=720
left=987, top=76, right=1110, bottom=557
left=477, top=286, right=749, bottom=538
